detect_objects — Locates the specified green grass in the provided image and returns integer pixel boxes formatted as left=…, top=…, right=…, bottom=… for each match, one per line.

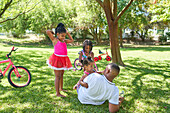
left=0, top=42, right=170, bottom=113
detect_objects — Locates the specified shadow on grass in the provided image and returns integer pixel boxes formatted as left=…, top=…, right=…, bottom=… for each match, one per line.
left=1, top=38, right=82, bottom=49
left=121, top=46, right=170, bottom=52
left=0, top=47, right=170, bottom=112
left=120, top=57, right=170, bottom=112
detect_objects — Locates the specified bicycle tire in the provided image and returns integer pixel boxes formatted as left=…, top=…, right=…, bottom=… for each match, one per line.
left=74, top=58, right=82, bottom=70
left=94, top=62, right=98, bottom=71
left=98, top=56, right=102, bottom=60
left=94, top=57, right=99, bottom=62
left=106, top=56, right=112, bottom=61
left=8, top=66, right=31, bottom=88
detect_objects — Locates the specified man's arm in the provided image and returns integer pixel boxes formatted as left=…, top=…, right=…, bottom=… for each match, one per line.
left=109, top=96, right=124, bottom=113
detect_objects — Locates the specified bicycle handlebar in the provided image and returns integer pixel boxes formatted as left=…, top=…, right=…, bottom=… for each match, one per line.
left=6, top=46, right=18, bottom=58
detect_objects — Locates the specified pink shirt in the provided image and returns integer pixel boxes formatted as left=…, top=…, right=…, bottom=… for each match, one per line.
left=54, top=41, right=67, bottom=56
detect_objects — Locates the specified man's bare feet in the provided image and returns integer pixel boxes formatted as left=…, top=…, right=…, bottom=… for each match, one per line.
left=56, top=94, right=66, bottom=97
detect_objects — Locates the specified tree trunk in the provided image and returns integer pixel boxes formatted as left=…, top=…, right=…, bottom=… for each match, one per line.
left=113, top=22, right=125, bottom=66
left=103, top=1, right=124, bottom=66
left=96, top=0, right=134, bottom=66
left=105, top=18, right=124, bottom=65
left=119, top=27, right=123, bottom=48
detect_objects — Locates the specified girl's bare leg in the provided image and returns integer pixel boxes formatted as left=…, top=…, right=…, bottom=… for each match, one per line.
left=54, top=70, right=66, bottom=97
left=59, top=70, right=67, bottom=91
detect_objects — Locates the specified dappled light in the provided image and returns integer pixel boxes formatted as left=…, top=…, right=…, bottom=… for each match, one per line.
left=0, top=44, right=169, bottom=112
left=0, top=0, right=169, bottom=112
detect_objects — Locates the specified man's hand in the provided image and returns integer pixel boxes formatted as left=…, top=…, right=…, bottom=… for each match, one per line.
left=96, top=70, right=104, bottom=74
left=119, top=96, right=124, bottom=104
left=109, top=96, right=125, bottom=113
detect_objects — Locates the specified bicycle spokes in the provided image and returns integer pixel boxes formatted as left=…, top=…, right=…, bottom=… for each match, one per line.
left=8, top=67, right=31, bottom=87
left=13, top=68, right=21, bottom=78
left=74, top=58, right=82, bottom=70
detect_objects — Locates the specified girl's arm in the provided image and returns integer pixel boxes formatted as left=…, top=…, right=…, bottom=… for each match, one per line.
left=46, top=30, right=56, bottom=41
left=79, top=74, right=88, bottom=88
left=73, top=74, right=88, bottom=89
left=80, top=81, right=88, bottom=88
left=65, top=30, right=74, bottom=43
left=79, top=52, right=83, bottom=63
left=91, top=52, right=94, bottom=61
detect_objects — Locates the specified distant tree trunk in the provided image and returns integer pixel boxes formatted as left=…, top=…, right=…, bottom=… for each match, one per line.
left=44, top=33, right=51, bottom=42
left=119, top=27, right=123, bottom=48
left=88, top=27, right=100, bottom=44
left=98, top=28, right=102, bottom=44
left=141, top=31, right=145, bottom=42
left=95, top=28, right=99, bottom=43
left=82, top=30, right=88, bottom=40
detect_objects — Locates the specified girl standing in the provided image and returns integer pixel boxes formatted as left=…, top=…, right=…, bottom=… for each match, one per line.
left=46, top=23, right=73, bottom=97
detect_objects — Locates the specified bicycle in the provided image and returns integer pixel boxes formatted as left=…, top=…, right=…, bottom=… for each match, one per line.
left=94, top=47, right=112, bottom=62
left=74, top=51, right=98, bottom=71
left=0, top=46, right=31, bottom=88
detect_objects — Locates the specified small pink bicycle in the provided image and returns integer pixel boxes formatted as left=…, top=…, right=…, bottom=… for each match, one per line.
left=74, top=52, right=98, bottom=71
left=0, top=46, right=31, bottom=88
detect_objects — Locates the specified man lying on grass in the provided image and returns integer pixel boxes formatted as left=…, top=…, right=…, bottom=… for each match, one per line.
left=77, top=63, right=124, bottom=113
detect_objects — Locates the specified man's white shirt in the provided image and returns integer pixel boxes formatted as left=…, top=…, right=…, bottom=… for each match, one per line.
left=78, top=73, right=119, bottom=105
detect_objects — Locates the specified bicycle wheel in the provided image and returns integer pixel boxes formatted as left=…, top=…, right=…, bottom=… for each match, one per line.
left=94, top=57, right=99, bottom=62
left=94, top=62, right=98, bottom=71
left=74, top=58, right=82, bottom=70
left=98, top=56, right=102, bottom=60
left=106, top=55, right=112, bottom=61
left=8, top=66, right=31, bottom=88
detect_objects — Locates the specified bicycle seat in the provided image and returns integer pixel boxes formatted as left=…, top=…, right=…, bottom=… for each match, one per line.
left=99, top=50, right=104, bottom=54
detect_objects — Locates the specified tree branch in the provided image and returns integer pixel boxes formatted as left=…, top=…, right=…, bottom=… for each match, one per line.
left=114, top=0, right=134, bottom=24
left=103, top=0, right=114, bottom=21
left=0, top=2, right=41, bottom=24
left=113, top=0, right=117, bottom=19
left=0, top=0, right=13, bottom=18
left=96, top=0, right=104, bottom=8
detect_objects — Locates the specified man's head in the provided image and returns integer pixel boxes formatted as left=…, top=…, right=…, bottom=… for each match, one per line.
left=103, top=63, right=120, bottom=82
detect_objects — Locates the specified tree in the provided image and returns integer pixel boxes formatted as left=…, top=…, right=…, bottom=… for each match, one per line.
left=1, top=0, right=76, bottom=39
left=72, top=0, right=107, bottom=44
left=148, top=0, right=170, bottom=24
left=118, top=0, right=136, bottom=47
left=0, top=0, right=40, bottom=24
left=28, top=0, right=76, bottom=35
left=96, top=0, right=134, bottom=66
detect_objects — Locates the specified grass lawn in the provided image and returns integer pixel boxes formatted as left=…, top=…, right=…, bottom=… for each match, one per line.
left=0, top=40, right=169, bottom=113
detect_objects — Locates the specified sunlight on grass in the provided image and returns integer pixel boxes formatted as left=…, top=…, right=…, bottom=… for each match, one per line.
left=0, top=44, right=169, bottom=113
